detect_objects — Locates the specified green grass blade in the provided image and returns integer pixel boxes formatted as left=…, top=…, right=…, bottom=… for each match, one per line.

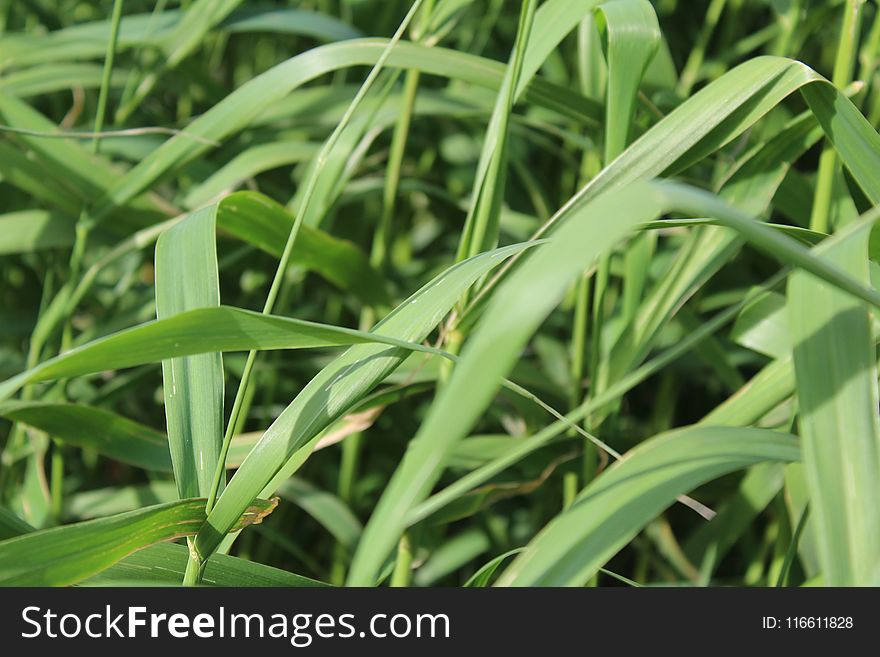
left=219, top=7, right=361, bottom=41
left=0, top=63, right=126, bottom=97
left=594, top=0, right=660, bottom=161
left=347, top=173, right=880, bottom=585
left=496, top=427, right=800, bottom=586
left=0, top=210, right=73, bottom=254
left=788, top=222, right=880, bottom=585
left=0, top=306, right=451, bottom=403
left=456, top=0, right=536, bottom=261
left=216, top=192, right=389, bottom=306
left=0, top=7, right=360, bottom=69
left=84, top=542, right=328, bottom=587
left=0, top=507, right=34, bottom=540
left=518, top=0, right=598, bottom=88
left=464, top=548, right=524, bottom=587
left=731, top=289, right=791, bottom=359
left=0, top=497, right=276, bottom=586
left=183, top=142, right=319, bottom=209
left=588, top=0, right=661, bottom=402
left=155, top=205, right=224, bottom=499
left=0, top=401, right=171, bottom=472
left=514, top=59, right=880, bottom=256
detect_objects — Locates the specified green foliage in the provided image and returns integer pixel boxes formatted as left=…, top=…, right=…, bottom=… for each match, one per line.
left=2, top=0, right=880, bottom=588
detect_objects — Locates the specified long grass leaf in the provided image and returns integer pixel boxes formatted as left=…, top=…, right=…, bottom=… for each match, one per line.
left=0, top=497, right=276, bottom=586
left=789, top=221, right=880, bottom=585
left=155, top=206, right=224, bottom=498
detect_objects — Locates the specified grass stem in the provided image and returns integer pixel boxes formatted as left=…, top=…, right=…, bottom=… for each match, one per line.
left=810, top=0, right=865, bottom=233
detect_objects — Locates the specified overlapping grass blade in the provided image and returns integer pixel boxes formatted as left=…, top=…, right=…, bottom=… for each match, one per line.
left=84, top=542, right=328, bottom=587
left=92, top=38, right=603, bottom=218
left=194, top=242, right=537, bottom=561
left=464, top=548, right=524, bottom=587
left=495, top=427, right=799, bottom=586
left=348, top=182, right=657, bottom=585
left=347, top=175, right=880, bottom=585
left=0, top=497, right=276, bottom=586
left=0, top=500, right=318, bottom=587
left=5, top=0, right=880, bottom=590
left=0, top=7, right=360, bottom=69
left=0, top=498, right=323, bottom=586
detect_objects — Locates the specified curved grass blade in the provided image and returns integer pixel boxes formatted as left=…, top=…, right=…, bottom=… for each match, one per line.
left=219, top=7, right=361, bottom=41
left=496, top=427, right=800, bottom=586
left=183, top=142, right=319, bottom=209
left=464, top=548, right=524, bottom=587
left=93, top=38, right=602, bottom=218
left=594, top=0, right=660, bottom=160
